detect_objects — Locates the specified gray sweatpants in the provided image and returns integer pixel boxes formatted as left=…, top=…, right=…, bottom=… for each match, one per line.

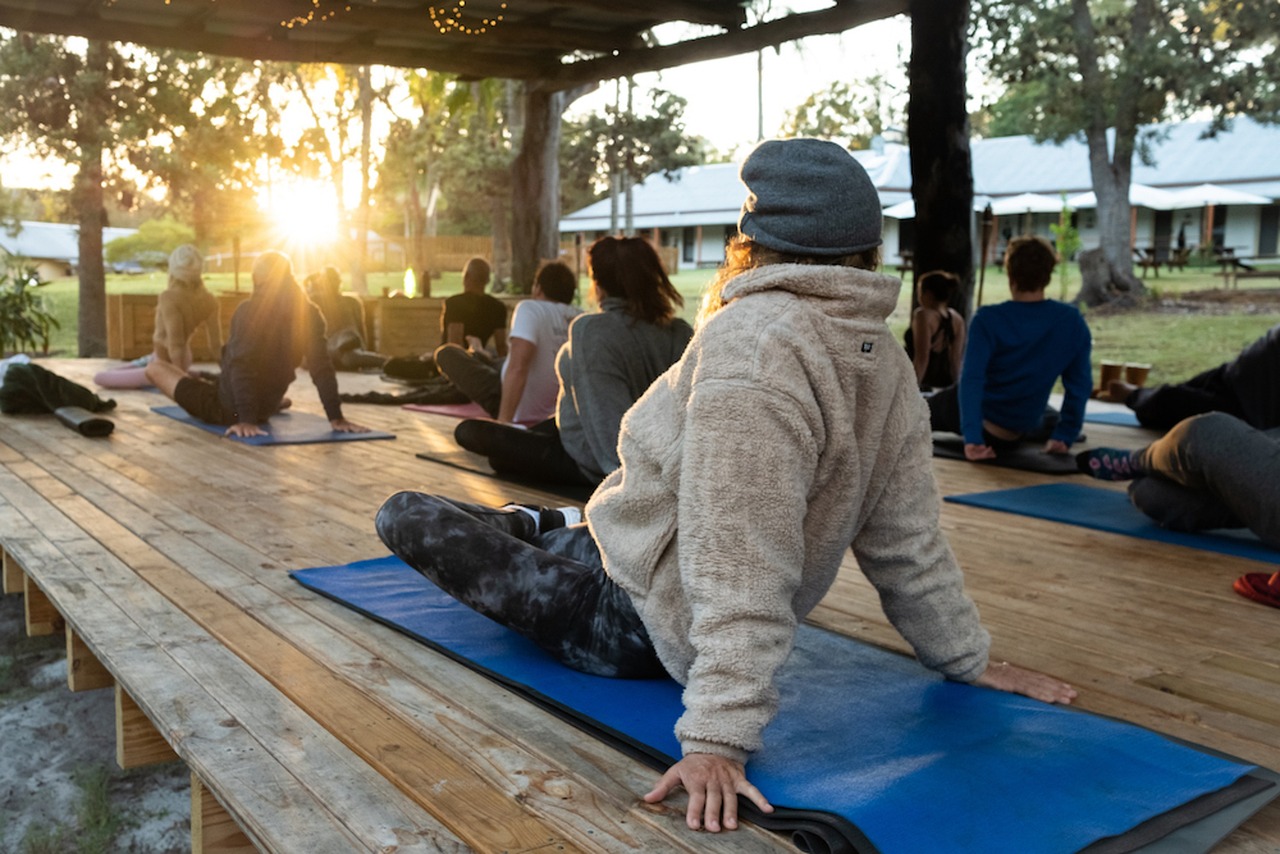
left=1129, top=412, right=1280, bottom=548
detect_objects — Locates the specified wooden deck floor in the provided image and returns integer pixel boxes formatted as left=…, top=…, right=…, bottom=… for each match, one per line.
left=2, top=358, right=1278, bottom=852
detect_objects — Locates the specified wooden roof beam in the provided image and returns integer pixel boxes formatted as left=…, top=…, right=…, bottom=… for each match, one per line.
left=537, top=0, right=907, bottom=88
left=542, top=0, right=746, bottom=29
left=0, top=7, right=551, bottom=77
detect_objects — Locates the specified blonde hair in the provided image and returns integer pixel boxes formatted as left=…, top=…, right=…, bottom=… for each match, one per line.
left=696, top=235, right=881, bottom=328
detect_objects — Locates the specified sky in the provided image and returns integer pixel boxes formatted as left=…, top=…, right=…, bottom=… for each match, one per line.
left=564, top=12, right=914, bottom=156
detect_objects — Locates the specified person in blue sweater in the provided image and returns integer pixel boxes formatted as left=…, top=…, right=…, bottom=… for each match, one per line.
left=146, top=251, right=368, bottom=439
left=927, top=235, right=1091, bottom=461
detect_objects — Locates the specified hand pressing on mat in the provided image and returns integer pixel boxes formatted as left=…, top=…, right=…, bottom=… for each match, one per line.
left=330, top=416, right=370, bottom=434
left=644, top=753, right=773, bottom=833
left=974, top=661, right=1077, bottom=705
left=226, top=422, right=267, bottom=438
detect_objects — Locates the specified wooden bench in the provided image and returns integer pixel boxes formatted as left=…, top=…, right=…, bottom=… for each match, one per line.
left=2, top=360, right=1278, bottom=851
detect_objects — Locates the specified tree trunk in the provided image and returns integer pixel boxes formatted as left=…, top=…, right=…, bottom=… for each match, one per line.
left=75, top=40, right=109, bottom=357
left=511, top=86, right=564, bottom=292
left=511, top=83, right=594, bottom=292
left=907, top=0, right=975, bottom=317
left=351, top=65, right=374, bottom=294
left=491, top=194, right=510, bottom=290
left=1067, top=0, right=1147, bottom=306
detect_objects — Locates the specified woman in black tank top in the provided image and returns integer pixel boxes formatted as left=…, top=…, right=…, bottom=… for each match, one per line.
left=904, top=269, right=967, bottom=391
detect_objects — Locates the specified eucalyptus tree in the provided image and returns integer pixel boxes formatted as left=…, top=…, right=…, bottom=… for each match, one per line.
left=0, top=34, right=147, bottom=355
left=973, top=0, right=1280, bottom=305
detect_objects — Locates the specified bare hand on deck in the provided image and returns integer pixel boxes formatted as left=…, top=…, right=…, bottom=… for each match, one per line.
left=330, top=417, right=370, bottom=434
left=974, top=661, right=1077, bottom=705
left=226, top=422, right=267, bottom=438
left=644, top=753, right=773, bottom=833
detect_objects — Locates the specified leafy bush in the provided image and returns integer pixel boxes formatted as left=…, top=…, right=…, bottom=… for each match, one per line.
left=0, top=259, right=59, bottom=355
left=104, top=218, right=195, bottom=266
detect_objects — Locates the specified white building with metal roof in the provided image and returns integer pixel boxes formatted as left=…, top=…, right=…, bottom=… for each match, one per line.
left=560, top=117, right=1280, bottom=269
left=0, top=220, right=137, bottom=282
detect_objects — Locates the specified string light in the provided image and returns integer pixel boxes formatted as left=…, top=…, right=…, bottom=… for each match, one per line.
left=106, top=1, right=507, bottom=36
left=428, top=1, right=507, bottom=36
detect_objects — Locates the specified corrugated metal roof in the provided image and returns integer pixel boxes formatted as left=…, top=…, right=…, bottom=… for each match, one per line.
left=0, top=221, right=137, bottom=263
left=561, top=117, right=1279, bottom=232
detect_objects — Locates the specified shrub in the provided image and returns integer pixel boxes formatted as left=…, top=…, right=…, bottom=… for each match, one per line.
left=0, top=259, right=59, bottom=355
left=104, top=218, right=195, bottom=267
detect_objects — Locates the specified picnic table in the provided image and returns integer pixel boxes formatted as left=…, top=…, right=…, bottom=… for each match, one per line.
left=1217, top=250, right=1280, bottom=288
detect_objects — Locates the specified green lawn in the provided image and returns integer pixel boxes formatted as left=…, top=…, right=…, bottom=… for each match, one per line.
left=30, top=262, right=1280, bottom=387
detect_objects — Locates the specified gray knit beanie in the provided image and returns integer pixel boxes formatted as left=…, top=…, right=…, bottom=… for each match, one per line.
left=738, top=138, right=883, bottom=256
left=168, top=244, right=203, bottom=284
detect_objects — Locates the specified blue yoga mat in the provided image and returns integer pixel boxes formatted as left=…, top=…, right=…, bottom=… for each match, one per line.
left=291, top=556, right=1273, bottom=854
left=946, top=482, right=1280, bottom=565
left=1085, top=408, right=1143, bottom=427
left=152, top=405, right=394, bottom=445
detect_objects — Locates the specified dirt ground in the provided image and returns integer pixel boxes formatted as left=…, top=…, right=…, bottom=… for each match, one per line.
left=1094, top=286, right=1280, bottom=316
left=0, top=594, right=189, bottom=853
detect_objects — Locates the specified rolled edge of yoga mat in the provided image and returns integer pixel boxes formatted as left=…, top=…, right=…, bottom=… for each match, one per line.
left=54, top=406, right=115, bottom=437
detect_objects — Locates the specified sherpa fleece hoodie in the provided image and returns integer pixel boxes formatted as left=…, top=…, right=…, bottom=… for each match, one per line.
left=586, top=263, right=991, bottom=764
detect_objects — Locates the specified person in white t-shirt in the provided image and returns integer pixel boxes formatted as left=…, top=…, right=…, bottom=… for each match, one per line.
left=435, top=262, right=581, bottom=423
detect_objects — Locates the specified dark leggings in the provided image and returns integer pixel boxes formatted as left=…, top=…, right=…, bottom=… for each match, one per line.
left=454, top=418, right=596, bottom=486
left=374, top=492, right=663, bottom=678
left=925, top=383, right=1060, bottom=443
left=1129, top=413, right=1280, bottom=548
left=1126, top=365, right=1242, bottom=431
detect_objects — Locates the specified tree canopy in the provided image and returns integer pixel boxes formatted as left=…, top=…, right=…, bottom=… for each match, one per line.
left=778, top=75, right=906, bottom=149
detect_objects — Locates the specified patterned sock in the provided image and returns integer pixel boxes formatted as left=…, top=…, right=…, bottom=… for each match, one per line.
left=1075, top=447, right=1137, bottom=481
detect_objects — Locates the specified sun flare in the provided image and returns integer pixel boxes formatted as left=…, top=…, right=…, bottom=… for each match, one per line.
left=262, top=180, right=340, bottom=246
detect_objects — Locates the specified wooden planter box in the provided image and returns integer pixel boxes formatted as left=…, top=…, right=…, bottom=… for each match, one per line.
left=365, top=296, right=522, bottom=357
left=106, top=291, right=251, bottom=361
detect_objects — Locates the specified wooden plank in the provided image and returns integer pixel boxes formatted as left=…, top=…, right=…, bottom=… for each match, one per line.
left=116, top=683, right=181, bottom=769
left=191, top=773, right=256, bottom=854
left=8, top=358, right=1280, bottom=850
left=66, top=625, right=114, bottom=692
left=23, top=573, right=62, bottom=636
left=0, top=374, right=787, bottom=852
left=0, top=482, right=464, bottom=853
left=2, top=544, right=23, bottom=594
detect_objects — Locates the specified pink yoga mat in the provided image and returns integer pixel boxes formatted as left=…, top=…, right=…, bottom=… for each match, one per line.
left=402, top=402, right=489, bottom=419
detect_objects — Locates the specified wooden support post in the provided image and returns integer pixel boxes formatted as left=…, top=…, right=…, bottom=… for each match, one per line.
left=191, top=773, right=256, bottom=854
left=23, top=576, right=62, bottom=637
left=2, top=547, right=23, bottom=595
left=116, top=684, right=179, bottom=769
left=66, top=627, right=113, bottom=692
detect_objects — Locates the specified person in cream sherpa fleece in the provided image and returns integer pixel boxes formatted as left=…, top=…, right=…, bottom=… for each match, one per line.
left=375, top=138, right=1077, bottom=838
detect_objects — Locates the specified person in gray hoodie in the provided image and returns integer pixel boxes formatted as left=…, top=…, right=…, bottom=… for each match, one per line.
left=375, top=138, right=1076, bottom=836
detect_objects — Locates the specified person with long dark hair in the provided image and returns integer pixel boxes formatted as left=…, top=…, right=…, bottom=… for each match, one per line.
left=452, top=236, right=692, bottom=486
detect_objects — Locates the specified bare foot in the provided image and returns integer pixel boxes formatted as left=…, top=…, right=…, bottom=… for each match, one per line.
left=974, top=661, right=1077, bottom=705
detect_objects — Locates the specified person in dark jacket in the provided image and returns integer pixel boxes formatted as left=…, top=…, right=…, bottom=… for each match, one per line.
left=1106, top=323, right=1280, bottom=432
left=146, top=251, right=368, bottom=439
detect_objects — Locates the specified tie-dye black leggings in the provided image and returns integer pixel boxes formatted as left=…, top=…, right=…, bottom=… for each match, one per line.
left=375, top=491, right=665, bottom=679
